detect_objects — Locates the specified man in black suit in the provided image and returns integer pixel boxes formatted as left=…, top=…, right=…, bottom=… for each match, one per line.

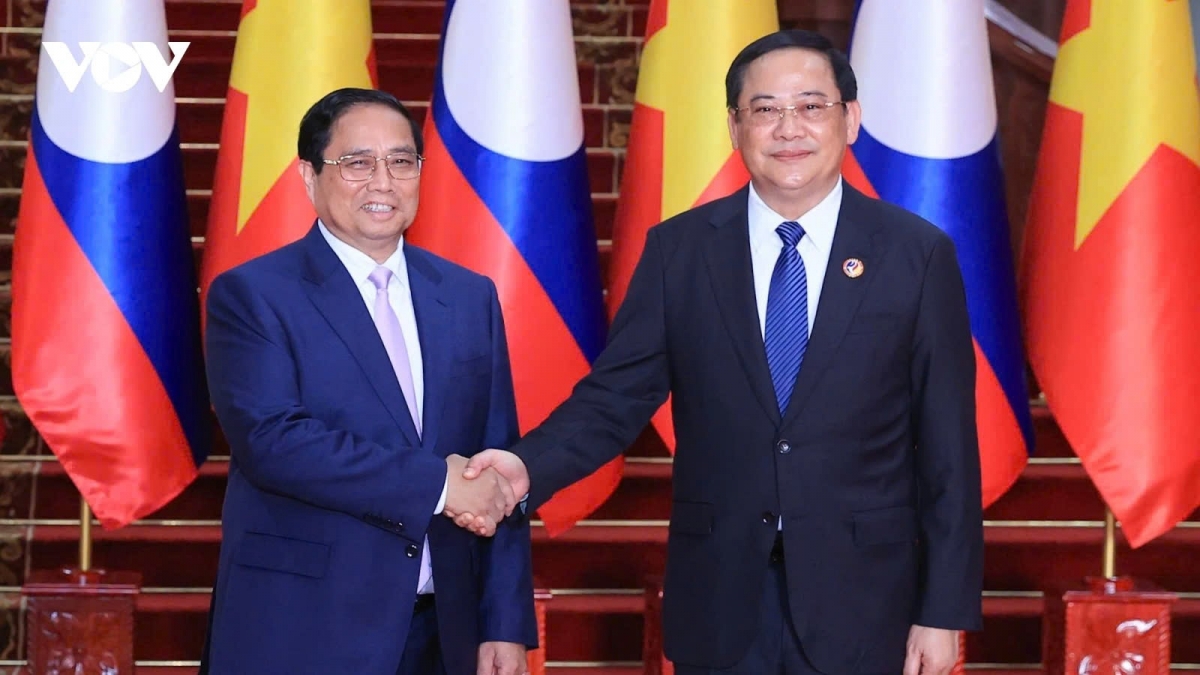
left=461, top=29, right=983, bottom=675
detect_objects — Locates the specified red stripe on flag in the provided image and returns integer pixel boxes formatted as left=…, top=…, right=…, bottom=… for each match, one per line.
left=691, top=151, right=750, bottom=209
left=608, top=102, right=664, bottom=317
left=1059, top=0, right=1092, bottom=43
left=366, top=44, right=378, bottom=85
left=974, top=340, right=1028, bottom=508
left=410, top=123, right=623, bottom=536
left=637, top=150, right=754, bottom=449
left=200, top=86, right=314, bottom=320
left=610, top=106, right=755, bottom=453
left=608, top=103, right=678, bottom=452
left=13, top=152, right=198, bottom=528
left=848, top=147, right=1021, bottom=506
left=645, top=0, right=668, bottom=40
left=841, top=149, right=880, bottom=199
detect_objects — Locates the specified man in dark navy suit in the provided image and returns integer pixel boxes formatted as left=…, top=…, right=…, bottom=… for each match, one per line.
left=463, top=30, right=983, bottom=675
left=202, top=88, right=535, bottom=675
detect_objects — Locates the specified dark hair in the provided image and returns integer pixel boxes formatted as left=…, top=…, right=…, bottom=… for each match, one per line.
left=297, top=87, right=424, bottom=173
left=725, top=29, right=857, bottom=109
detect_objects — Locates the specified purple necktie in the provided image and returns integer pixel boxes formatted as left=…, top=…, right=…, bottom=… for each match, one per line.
left=369, top=265, right=433, bottom=594
left=368, top=266, right=421, bottom=436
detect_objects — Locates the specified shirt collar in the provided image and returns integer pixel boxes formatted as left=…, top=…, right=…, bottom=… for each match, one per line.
left=747, top=177, right=843, bottom=254
left=317, top=219, right=409, bottom=289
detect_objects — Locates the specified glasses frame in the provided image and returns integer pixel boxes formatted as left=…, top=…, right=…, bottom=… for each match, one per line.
left=731, top=101, right=847, bottom=125
left=321, top=152, right=426, bottom=181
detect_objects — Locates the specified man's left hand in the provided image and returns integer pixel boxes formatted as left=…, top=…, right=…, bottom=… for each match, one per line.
left=477, top=641, right=527, bottom=675
left=903, top=625, right=959, bottom=675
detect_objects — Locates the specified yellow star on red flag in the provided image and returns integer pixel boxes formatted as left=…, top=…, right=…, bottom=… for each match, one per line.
left=229, top=0, right=374, bottom=231
left=1049, top=0, right=1200, bottom=247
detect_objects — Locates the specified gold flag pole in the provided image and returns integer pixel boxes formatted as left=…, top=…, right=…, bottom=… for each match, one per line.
left=79, top=498, right=92, bottom=573
left=1102, top=506, right=1116, bottom=579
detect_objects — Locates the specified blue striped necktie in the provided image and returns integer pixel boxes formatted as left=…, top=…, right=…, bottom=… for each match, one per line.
left=764, top=220, right=808, bottom=414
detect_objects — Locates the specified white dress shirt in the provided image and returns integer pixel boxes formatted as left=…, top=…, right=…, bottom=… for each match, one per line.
left=318, top=221, right=445, bottom=594
left=748, top=178, right=843, bottom=340
left=746, top=180, right=843, bottom=531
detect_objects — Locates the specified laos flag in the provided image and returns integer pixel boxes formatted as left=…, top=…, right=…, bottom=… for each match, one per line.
left=408, top=0, right=619, bottom=535
left=12, top=0, right=209, bottom=528
left=846, top=0, right=1033, bottom=506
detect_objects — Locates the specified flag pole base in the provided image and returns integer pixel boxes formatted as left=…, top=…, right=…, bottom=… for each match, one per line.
left=1042, top=576, right=1176, bottom=675
left=21, top=567, right=142, bottom=674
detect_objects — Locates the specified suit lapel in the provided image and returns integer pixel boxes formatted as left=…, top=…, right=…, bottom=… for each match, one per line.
left=782, top=184, right=884, bottom=427
left=405, top=247, right=452, bottom=455
left=702, top=188, right=781, bottom=426
left=300, top=226, right=422, bottom=447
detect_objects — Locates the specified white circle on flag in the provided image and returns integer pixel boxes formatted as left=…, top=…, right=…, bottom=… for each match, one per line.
left=36, top=0, right=178, bottom=164
left=441, top=0, right=585, bottom=161
left=850, top=0, right=997, bottom=159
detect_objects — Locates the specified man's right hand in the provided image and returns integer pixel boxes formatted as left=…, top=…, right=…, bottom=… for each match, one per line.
left=452, top=450, right=531, bottom=537
left=443, top=454, right=515, bottom=536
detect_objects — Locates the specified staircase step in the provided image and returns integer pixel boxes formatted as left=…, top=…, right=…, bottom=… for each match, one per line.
left=3, top=404, right=1106, bottom=522
left=0, top=664, right=1120, bottom=675
left=16, top=522, right=1200, bottom=591
left=0, top=393, right=1070, bottom=444
left=15, top=453, right=1176, bottom=525
left=34, top=459, right=1175, bottom=522
left=4, top=587, right=1200, bottom=664
left=7, top=663, right=648, bottom=675
left=15, top=460, right=232, bottom=521
left=54, top=662, right=1200, bottom=667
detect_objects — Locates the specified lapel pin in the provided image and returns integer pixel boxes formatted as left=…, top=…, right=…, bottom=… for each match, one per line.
left=842, top=258, right=864, bottom=278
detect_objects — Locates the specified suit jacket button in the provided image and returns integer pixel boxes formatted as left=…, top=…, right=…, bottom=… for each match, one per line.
left=762, top=511, right=775, bottom=524
left=405, top=544, right=419, bottom=558
left=777, top=440, right=791, bottom=454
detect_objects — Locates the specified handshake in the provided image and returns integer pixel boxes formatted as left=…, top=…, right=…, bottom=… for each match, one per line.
left=442, top=450, right=530, bottom=536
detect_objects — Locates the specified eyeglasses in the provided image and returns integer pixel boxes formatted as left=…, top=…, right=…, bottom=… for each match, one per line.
left=731, top=101, right=846, bottom=127
left=322, top=152, right=424, bottom=181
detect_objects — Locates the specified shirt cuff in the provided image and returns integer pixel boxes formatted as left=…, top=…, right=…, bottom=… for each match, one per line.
left=434, top=474, right=448, bottom=515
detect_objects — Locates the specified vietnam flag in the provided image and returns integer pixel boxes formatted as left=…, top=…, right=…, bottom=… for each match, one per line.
left=1020, top=0, right=1200, bottom=547
left=199, top=0, right=377, bottom=309
left=611, top=0, right=778, bottom=451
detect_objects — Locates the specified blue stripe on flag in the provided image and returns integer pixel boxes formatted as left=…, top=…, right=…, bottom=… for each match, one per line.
left=31, top=109, right=209, bottom=463
left=852, top=128, right=1034, bottom=448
